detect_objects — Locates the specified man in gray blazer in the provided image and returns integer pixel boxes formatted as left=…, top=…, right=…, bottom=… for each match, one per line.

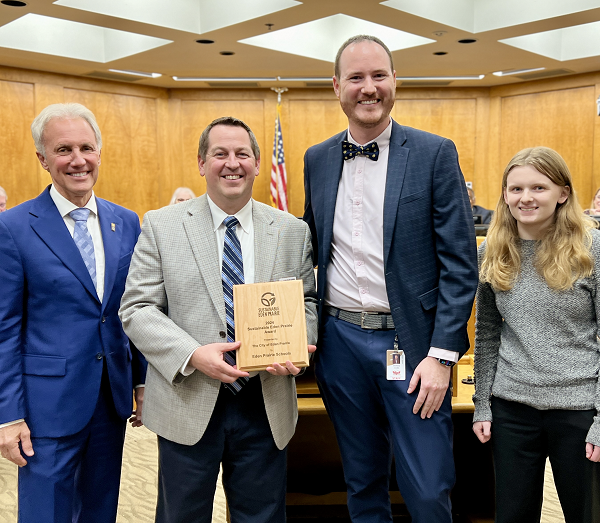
left=119, top=116, right=318, bottom=523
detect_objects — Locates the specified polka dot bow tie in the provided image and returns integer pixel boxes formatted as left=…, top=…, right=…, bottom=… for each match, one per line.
left=342, top=140, right=379, bottom=161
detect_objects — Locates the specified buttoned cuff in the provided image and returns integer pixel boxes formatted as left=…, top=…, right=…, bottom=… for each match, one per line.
left=428, top=347, right=459, bottom=363
left=0, top=419, right=24, bottom=429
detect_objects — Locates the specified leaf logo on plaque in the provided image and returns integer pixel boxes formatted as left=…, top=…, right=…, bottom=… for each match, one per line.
left=261, top=292, right=276, bottom=307
left=233, top=280, right=309, bottom=372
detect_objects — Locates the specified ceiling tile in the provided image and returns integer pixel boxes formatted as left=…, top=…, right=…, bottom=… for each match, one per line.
left=500, top=20, right=600, bottom=61
left=239, top=14, right=435, bottom=63
left=381, top=0, right=600, bottom=33
left=53, top=0, right=301, bottom=34
left=0, top=13, right=172, bottom=62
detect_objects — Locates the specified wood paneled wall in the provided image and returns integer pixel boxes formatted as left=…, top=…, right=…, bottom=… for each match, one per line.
left=1, top=65, right=600, bottom=218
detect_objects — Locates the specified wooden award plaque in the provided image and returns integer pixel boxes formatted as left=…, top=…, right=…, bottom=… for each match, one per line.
left=233, top=279, right=309, bottom=372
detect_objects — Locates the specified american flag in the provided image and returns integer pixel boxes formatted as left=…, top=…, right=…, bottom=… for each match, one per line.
left=270, top=104, right=288, bottom=212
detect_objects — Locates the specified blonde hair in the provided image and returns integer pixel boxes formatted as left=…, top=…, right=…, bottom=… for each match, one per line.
left=480, top=147, right=595, bottom=291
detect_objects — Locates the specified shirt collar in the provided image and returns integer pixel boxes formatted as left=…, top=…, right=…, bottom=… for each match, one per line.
left=206, top=195, right=253, bottom=234
left=50, top=184, right=98, bottom=218
left=347, top=118, right=392, bottom=149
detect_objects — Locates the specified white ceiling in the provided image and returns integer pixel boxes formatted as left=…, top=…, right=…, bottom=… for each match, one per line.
left=0, top=0, right=599, bottom=88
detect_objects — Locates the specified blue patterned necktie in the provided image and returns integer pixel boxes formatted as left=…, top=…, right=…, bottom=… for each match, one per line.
left=69, top=208, right=97, bottom=289
left=222, top=216, right=249, bottom=394
left=342, top=140, right=379, bottom=161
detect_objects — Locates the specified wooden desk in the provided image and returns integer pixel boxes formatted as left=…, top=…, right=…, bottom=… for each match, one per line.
left=296, top=360, right=476, bottom=415
left=287, top=359, right=494, bottom=521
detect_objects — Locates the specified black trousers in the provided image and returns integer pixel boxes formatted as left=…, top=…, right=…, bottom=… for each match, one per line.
left=155, top=377, right=287, bottom=523
left=491, top=397, right=600, bottom=523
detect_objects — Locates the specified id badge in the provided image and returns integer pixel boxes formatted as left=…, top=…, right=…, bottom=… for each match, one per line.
left=387, top=350, right=405, bottom=380
left=387, top=334, right=405, bottom=380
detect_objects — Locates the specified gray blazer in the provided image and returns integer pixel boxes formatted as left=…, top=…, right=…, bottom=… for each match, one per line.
left=119, top=195, right=318, bottom=449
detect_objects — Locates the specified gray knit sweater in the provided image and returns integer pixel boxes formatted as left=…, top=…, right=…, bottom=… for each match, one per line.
left=473, top=231, right=600, bottom=446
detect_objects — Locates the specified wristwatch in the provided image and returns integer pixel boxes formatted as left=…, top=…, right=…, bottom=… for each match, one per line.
left=437, top=358, right=456, bottom=368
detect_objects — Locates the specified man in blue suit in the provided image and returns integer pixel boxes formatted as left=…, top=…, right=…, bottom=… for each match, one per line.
left=303, top=36, right=478, bottom=522
left=0, top=103, right=146, bottom=523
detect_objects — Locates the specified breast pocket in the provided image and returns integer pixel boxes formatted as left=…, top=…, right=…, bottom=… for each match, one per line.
left=272, top=269, right=297, bottom=282
left=399, top=189, right=427, bottom=206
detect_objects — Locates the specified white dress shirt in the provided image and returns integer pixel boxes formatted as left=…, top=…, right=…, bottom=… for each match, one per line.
left=325, top=121, right=391, bottom=312
left=325, top=119, right=457, bottom=362
left=207, top=195, right=255, bottom=285
left=50, top=185, right=106, bottom=302
left=180, top=196, right=256, bottom=376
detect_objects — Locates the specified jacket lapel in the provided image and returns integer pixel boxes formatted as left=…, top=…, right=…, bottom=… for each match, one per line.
left=97, top=198, right=122, bottom=311
left=29, top=187, right=99, bottom=302
left=183, top=195, right=226, bottom=323
left=322, top=131, right=345, bottom=264
left=383, top=121, right=408, bottom=266
left=253, top=201, right=278, bottom=283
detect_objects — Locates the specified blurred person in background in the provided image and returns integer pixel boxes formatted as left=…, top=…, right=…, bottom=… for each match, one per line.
left=468, top=187, right=493, bottom=224
left=169, top=186, right=196, bottom=205
left=583, top=187, right=600, bottom=216
left=0, top=185, right=7, bottom=212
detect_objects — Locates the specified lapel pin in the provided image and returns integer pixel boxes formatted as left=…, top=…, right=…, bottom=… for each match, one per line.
left=111, top=223, right=116, bottom=232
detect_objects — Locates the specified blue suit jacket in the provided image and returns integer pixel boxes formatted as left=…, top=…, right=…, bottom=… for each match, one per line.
left=303, top=120, right=478, bottom=367
left=0, top=186, right=146, bottom=438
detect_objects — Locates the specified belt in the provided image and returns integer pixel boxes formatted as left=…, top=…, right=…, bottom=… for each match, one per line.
left=325, top=306, right=395, bottom=330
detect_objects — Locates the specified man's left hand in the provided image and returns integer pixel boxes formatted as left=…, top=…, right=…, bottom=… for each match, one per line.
left=407, top=356, right=451, bottom=419
left=129, top=387, right=144, bottom=428
left=265, top=344, right=316, bottom=376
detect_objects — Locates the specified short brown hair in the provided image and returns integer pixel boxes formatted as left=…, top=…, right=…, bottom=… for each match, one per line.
left=334, top=35, right=394, bottom=79
left=197, top=116, right=260, bottom=161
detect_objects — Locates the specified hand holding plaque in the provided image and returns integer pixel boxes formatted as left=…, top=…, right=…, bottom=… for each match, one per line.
left=233, top=279, right=309, bottom=372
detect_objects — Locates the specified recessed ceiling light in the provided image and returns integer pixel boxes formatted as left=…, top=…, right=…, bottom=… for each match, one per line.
left=196, top=39, right=214, bottom=44
left=220, top=51, right=235, bottom=56
left=458, top=39, right=477, bottom=44
left=1, top=0, right=27, bottom=5
left=433, top=51, right=447, bottom=55
left=492, top=67, right=545, bottom=76
left=108, top=69, right=162, bottom=78
left=172, top=76, right=276, bottom=82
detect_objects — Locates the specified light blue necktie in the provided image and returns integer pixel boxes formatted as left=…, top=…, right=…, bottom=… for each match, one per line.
left=222, top=216, right=249, bottom=394
left=70, top=208, right=97, bottom=288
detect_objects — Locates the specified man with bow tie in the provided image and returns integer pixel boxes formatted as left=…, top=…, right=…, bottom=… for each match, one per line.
left=303, top=35, right=478, bottom=522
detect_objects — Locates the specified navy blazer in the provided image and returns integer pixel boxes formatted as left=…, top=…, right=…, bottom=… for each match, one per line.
left=303, top=120, right=478, bottom=368
left=0, top=186, right=146, bottom=438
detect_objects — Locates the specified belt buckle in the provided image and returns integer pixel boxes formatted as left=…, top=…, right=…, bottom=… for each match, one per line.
left=360, top=311, right=377, bottom=329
